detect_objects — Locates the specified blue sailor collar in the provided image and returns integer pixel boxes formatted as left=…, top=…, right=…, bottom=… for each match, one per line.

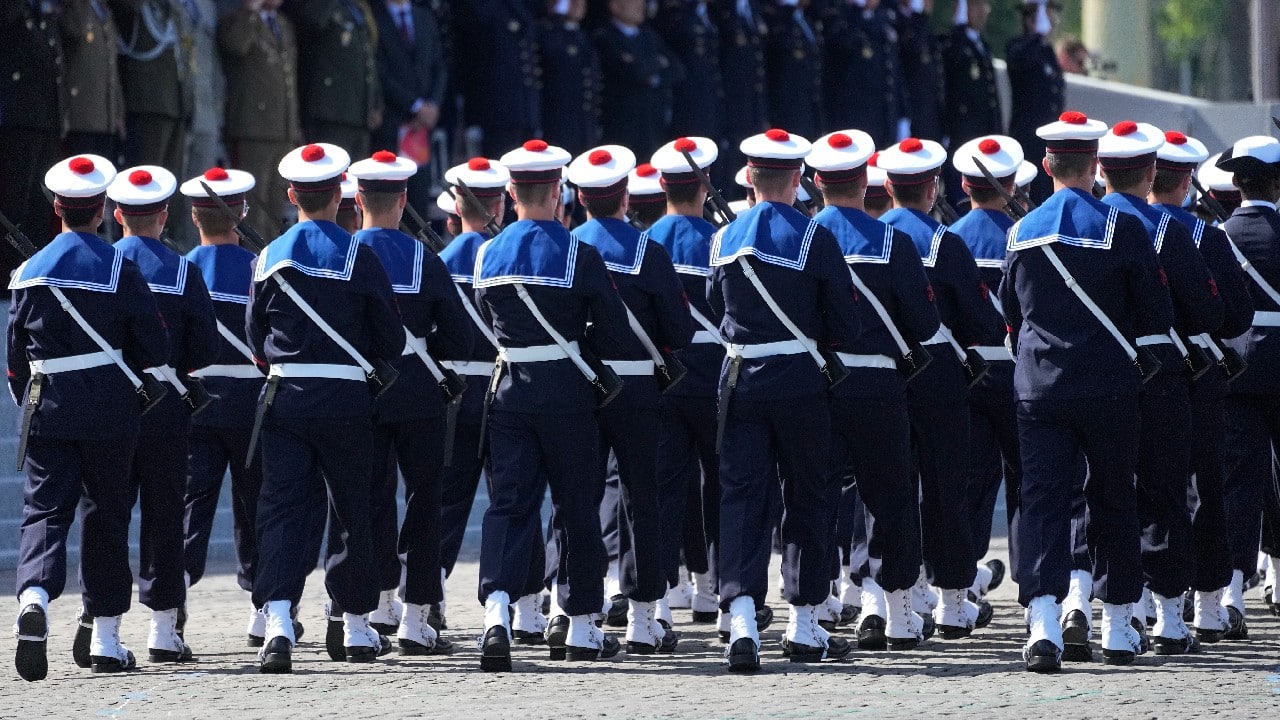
left=644, top=214, right=716, bottom=276
left=9, top=231, right=124, bottom=293
left=185, top=243, right=255, bottom=304
left=1153, top=203, right=1207, bottom=247
left=355, top=227, right=424, bottom=294
left=254, top=220, right=359, bottom=282
left=115, top=235, right=188, bottom=295
left=709, top=201, right=818, bottom=270
left=1102, top=192, right=1174, bottom=252
left=474, top=219, right=579, bottom=289
left=881, top=207, right=947, bottom=268
left=813, top=205, right=894, bottom=265
left=438, top=231, right=490, bottom=284
left=950, top=208, right=1014, bottom=269
left=572, top=217, right=647, bottom=275
left=1008, top=187, right=1120, bottom=252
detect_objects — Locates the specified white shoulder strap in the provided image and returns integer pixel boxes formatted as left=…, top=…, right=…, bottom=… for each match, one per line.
left=512, top=283, right=600, bottom=383
left=454, top=283, right=500, bottom=349
left=47, top=286, right=144, bottom=389
left=403, top=330, right=446, bottom=382
left=216, top=320, right=257, bottom=364
left=621, top=302, right=668, bottom=369
left=735, top=256, right=827, bottom=369
left=272, top=274, right=374, bottom=373
left=1041, top=244, right=1138, bottom=361
left=845, top=264, right=911, bottom=357
left=1224, top=232, right=1280, bottom=309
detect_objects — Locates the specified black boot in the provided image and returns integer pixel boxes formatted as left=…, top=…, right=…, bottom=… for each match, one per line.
left=259, top=636, right=292, bottom=674
left=480, top=626, right=512, bottom=672
left=14, top=604, right=47, bottom=682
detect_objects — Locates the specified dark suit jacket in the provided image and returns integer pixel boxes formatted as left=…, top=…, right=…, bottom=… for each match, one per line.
left=292, top=0, right=383, bottom=131
left=372, top=1, right=447, bottom=148
left=0, top=2, right=65, bottom=131
left=821, top=4, right=905, bottom=148
left=939, top=25, right=1000, bottom=144
left=594, top=22, right=684, bottom=159
left=109, top=0, right=192, bottom=120
left=711, top=0, right=767, bottom=139
left=760, top=3, right=821, bottom=140
left=451, top=0, right=539, bottom=136
left=895, top=6, right=941, bottom=141
left=657, top=1, right=725, bottom=140
left=536, top=17, right=601, bottom=157
left=60, top=0, right=126, bottom=135
left=1222, top=204, right=1280, bottom=396
left=219, top=8, right=299, bottom=141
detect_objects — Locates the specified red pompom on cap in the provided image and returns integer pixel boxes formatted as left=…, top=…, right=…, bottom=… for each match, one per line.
left=372, top=150, right=397, bottom=163
left=301, top=144, right=326, bottom=162
left=635, top=163, right=658, bottom=177
left=1112, top=120, right=1138, bottom=136
left=764, top=128, right=790, bottom=142
left=673, top=137, right=698, bottom=153
left=868, top=152, right=880, bottom=167
left=898, top=138, right=924, bottom=153
left=523, top=139, right=548, bottom=152
left=129, top=169, right=153, bottom=186
left=69, top=157, right=95, bottom=175
left=467, top=157, right=491, bottom=171
left=827, top=133, right=853, bottom=149
left=1165, top=130, right=1188, bottom=145
left=978, top=138, right=1001, bottom=155
left=1060, top=111, right=1088, bottom=124
left=203, top=167, right=229, bottom=182
left=588, top=149, right=613, bottom=166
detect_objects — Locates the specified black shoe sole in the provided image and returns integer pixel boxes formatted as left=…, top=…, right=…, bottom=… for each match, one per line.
left=398, top=636, right=454, bottom=656
left=1152, top=637, right=1201, bottom=656
left=857, top=630, right=887, bottom=650
left=566, top=640, right=621, bottom=661
left=937, top=625, right=973, bottom=640
left=147, top=648, right=194, bottom=663
left=512, top=630, right=547, bottom=646
left=247, top=634, right=265, bottom=648
left=259, top=653, right=291, bottom=673
left=886, top=638, right=919, bottom=651
left=325, top=619, right=345, bottom=662
left=986, top=559, right=1006, bottom=593
left=627, top=641, right=657, bottom=655
left=15, top=610, right=47, bottom=682
left=690, top=611, right=717, bottom=623
left=480, top=653, right=512, bottom=672
left=1026, top=655, right=1062, bottom=673
left=345, top=646, right=380, bottom=663
left=785, top=642, right=825, bottom=663
left=90, top=655, right=136, bottom=673
left=1101, top=649, right=1135, bottom=665
left=72, top=619, right=91, bottom=669
left=1193, top=627, right=1224, bottom=644
left=727, top=639, right=760, bottom=673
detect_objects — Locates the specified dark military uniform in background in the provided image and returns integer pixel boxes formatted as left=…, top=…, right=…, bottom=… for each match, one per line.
left=60, top=0, right=126, bottom=162
left=657, top=1, right=725, bottom=142
left=536, top=13, right=602, bottom=158
left=939, top=23, right=1000, bottom=202
left=218, top=6, right=299, bottom=237
left=1005, top=30, right=1063, bottom=204
left=760, top=2, right=821, bottom=141
left=712, top=0, right=768, bottom=195
left=894, top=2, right=941, bottom=142
left=0, top=0, right=65, bottom=257
left=293, top=0, right=383, bottom=159
left=452, top=0, right=541, bottom=157
left=821, top=2, right=905, bottom=149
left=110, top=0, right=193, bottom=176
left=594, top=20, right=684, bottom=160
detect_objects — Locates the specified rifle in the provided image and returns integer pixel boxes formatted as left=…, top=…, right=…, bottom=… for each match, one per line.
left=199, top=181, right=266, bottom=252
left=799, top=173, right=824, bottom=210
left=450, top=180, right=503, bottom=237
left=1189, top=175, right=1230, bottom=224
left=680, top=148, right=736, bottom=226
left=401, top=201, right=448, bottom=253
left=972, top=158, right=1027, bottom=220
left=932, top=192, right=960, bottom=224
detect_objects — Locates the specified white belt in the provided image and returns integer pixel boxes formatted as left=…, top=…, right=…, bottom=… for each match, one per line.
left=1136, top=334, right=1173, bottom=347
left=972, top=345, right=1014, bottom=362
left=922, top=328, right=948, bottom=345
left=442, top=360, right=496, bottom=376
left=691, top=330, right=720, bottom=344
left=725, top=339, right=811, bottom=359
left=145, top=364, right=176, bottom=380
left=190, top=364, right=264, bottom=379
left=268, top=363, right=366, bottom=381
left=499, top=341, right=578, bottom=364
left=1253, top=310, right=1280, bottom=327
left=835, top=352, right=895, bottom=369
left=603, top=359, right=655, bottom=375
left=1189, top=335, right=1212, bottom=349
left=29, top=350, right=117, bottom=375
left=401, top=335, right=428, bottom=356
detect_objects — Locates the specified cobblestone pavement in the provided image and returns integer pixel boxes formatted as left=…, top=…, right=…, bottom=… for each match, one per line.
left=1, top=541, right=1277, bottom=719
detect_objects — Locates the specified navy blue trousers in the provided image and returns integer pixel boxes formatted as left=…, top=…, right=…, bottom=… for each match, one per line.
left=440, top=415, right=484, bottom=577
left=656, top=395, right=720, bottom=589
left=829, top=391, right=921, bottom=593
left=835, top=485, right=871, bottom=584
left=1015, top=396, right=1143, bottom=606
left=595, top=406, right=665, bottom=602
left=718, top=394, right=831, bottom=610
left=1137, top=381, right=1194, bottom=597
left=1223, top=393, right=1280, bottom=574
left=479, top=410, right=604, bottom=615
left=131, top=434, right=189, bottom=612
left=966, top=388, right=1022, bottom=562
left=184, top=425, right=261, bottom=591
left=1187, top=390, right=1232, bottom=591
left=18, top=436, right=136, bottom=618
left=253, top=416, right=379, bottom=615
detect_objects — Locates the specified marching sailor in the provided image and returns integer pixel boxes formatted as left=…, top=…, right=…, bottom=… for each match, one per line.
left=1002, top=111, right=1173, bottom=672
left=247, top=143, right=404, bottom=673
left=808, top=129, right=941, bottom=651
left=107, top=165, right=219, bottom=664
left=710, top=128, right=861, bottom=671
left=343, top=150, right=473, bottom=655
left=8, top=156, right=168, bottom=680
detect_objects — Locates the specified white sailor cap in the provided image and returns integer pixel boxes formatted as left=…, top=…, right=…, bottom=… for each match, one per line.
left=734, top=165, right=751, bottom=189
left=807, top=130, right=875, bottom=183
left=44, top=154, right=117, bottom=205
left=1036, top=110, right=1108, bottom=153
left=739, top=128, right=811, bottom=168
left=877, top=137, right=947, bottom=183
left=952, top=135, right=1025, bottom=187
left=865, top=152, right=890, bottom=198
left=180, top=167, right=256, bottom=206
left=444, top=157, right=512, bottom=198
left=500, top=139, right=572, bottom=183
left=651, top=136, right=719, bottom=176
left=1216, top=135, right=1280, bottom=176
left=107, top=165, right=177, bottom=215
left=339, top=173, right=358, bottom=201
left=1097, top=121, right=1163, bottom=170
left=436, top=191, right=457, bottom=216
left=348, top=150, right=418, bottom=193
left=628, top=163, right=666, bottom=198
left=1156, top=130, right=1209, bottom=170
left=567, top=145, right=636, bottom=196
left=1015, top=160, right=1039, bottom=189
left=278, top=143, right=350, bottom=189
left=1198, top=153, right=1238, bottom=193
